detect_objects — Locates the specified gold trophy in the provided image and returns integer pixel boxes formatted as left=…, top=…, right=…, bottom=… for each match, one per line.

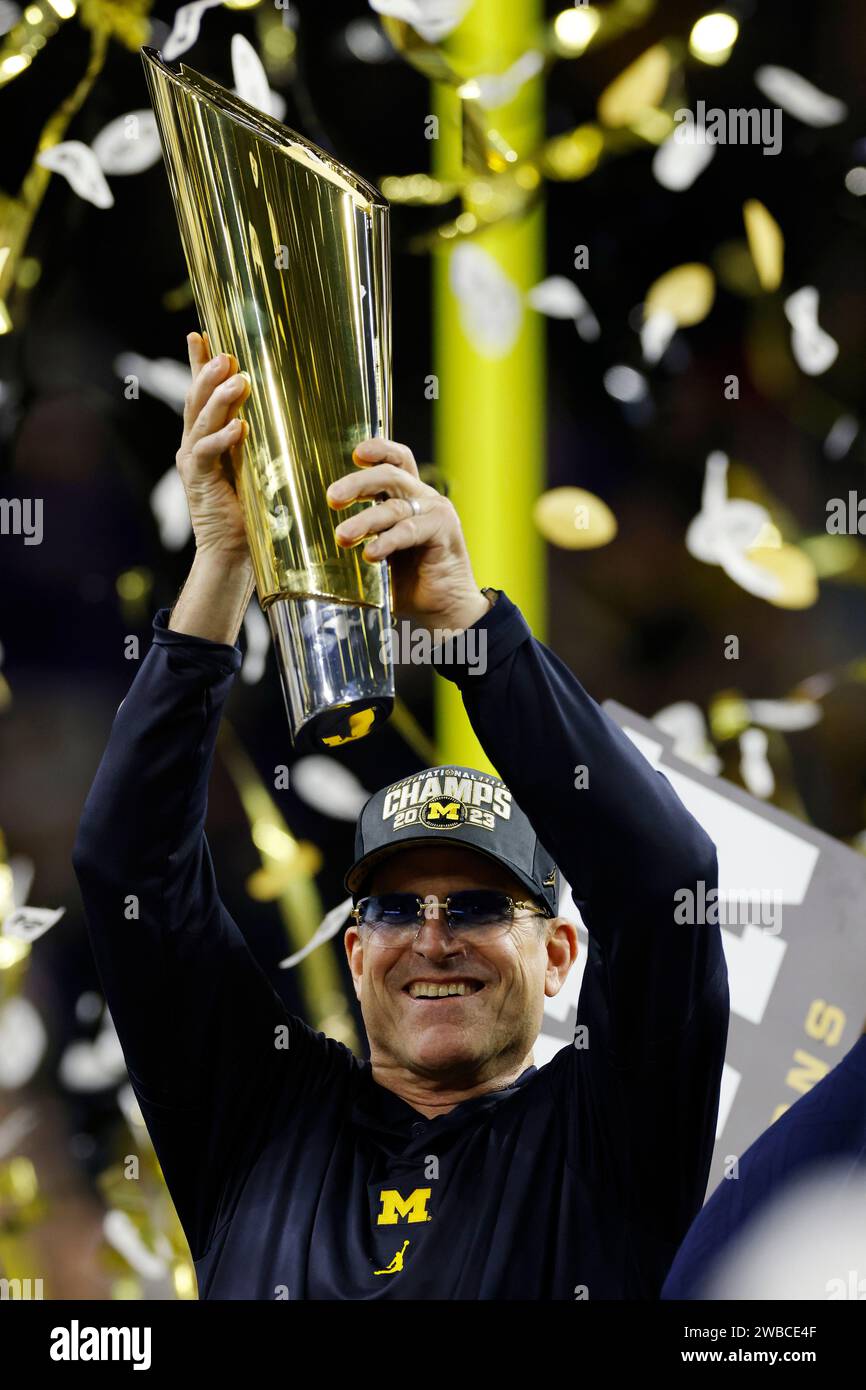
left=141, top=47, right=394, bottom=748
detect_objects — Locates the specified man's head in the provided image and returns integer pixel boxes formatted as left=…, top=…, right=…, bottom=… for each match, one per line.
left=342, top=765, right=578, bottom=1092
left=344, top=842, right=577, bottom=1087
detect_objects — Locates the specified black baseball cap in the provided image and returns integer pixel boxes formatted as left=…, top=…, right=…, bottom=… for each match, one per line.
left=344, top=764, right=558, bottom=915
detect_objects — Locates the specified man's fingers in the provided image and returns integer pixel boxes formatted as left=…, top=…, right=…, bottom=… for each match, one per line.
left=352, top=438, right=419, bottom=477
left=327, top=462, right=428, bottom=510
left=180, top=337, right=239, bottom=422
left=334, top=495, right=426, bottom=547
left=361, top=512, right=437, bottom=560
left=186, top=331, right=210, bottom=384
left=187, top=371, right=249, bottom=446
left=188, top=416, right=246, bottom=463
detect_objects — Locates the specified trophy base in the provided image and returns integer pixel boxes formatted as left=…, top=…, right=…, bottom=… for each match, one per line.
left=266, top=590, right=395, bottom=751
left=302, top=696, right=394, bottom=751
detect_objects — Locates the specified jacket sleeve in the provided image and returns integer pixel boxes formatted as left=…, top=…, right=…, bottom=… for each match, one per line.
left=662, top=1034, right=866, bottom=1299
left=438, top=590, right=729, bottom=1284
left=71, top=607, right=350, bottom=1259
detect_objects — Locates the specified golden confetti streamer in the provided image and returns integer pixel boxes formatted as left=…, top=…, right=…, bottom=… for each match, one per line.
left=378, top=0, right=662, bottom=244
left=78, top=0, right=152, bottom=49
left=0, top=1, right=155, bottom=332
left=541, top=124, right=605, bottom=180
left=217, top=722, right=358, bottom=1052
left=709, top=692, right=752, bottom=742
left=750, top=520, right=783, bottom=550
left=746, top=544, right=819, bottom=609
left=713, top=239, right=762, bottom=297
left=534, top=487, right=618, bottom=550
left=800, top=533, right=861, bottom=578
left=0, top=1156, right=38, bottom=1208
left=743, top=199, right=784, bottom=292
left=391, top=697, right=439, bottom=766
left=0, top=0, right=75, bottom=91
left=597, top=44, right=671, bottom=129
left=172, top=1260, right=197, bottom=1299
left=247, top=842, right=323, bottom=901
left=645, top=263, right=715, bottom=327
left=379, top=174, right=461, bottom=205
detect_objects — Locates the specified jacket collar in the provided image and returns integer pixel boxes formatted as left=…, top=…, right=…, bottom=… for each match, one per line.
left=350, top=1062, right=538, bottom=1140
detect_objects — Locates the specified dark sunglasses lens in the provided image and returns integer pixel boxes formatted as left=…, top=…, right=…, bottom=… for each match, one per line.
left=447, top=891, right=512, bottom=927
left=360, top=894, right=420, bottom=928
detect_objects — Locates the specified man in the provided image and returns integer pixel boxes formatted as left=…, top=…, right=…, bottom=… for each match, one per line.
left=72, top=332, right=729, bottom=1300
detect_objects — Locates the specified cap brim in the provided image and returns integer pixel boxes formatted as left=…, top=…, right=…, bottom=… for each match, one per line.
left=345, top=836, right=549, bottom=911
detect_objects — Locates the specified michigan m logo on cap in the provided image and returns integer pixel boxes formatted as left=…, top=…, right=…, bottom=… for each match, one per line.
left=419, top=798, right=466, bottom=829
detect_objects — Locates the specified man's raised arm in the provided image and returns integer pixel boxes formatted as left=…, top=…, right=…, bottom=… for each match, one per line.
left=72, top=335, right=347, bottom=1260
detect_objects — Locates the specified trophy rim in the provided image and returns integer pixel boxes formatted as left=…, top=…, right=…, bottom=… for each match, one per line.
left=140, top=45, right=389, bottom=214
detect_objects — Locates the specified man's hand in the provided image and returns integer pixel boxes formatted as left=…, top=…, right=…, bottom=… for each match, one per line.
left=327, top=438, right=490, bottom=633
left=176, top=331, right=252, bottom=564
left=168, top=331, right=255, bottom=644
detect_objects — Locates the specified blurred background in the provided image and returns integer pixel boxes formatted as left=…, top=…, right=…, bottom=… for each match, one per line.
left=1, top=0, right=865, bottom=1298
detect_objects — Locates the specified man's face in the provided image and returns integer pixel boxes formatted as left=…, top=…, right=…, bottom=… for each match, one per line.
left=344, top=844, right=577, bottom=1087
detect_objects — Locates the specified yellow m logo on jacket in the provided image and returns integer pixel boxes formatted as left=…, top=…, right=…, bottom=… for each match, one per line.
left=377, top=1188, right=432, bottom=1225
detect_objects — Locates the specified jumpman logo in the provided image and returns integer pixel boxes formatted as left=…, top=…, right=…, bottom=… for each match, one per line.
left=373, top=1240, right=410, bottom=1276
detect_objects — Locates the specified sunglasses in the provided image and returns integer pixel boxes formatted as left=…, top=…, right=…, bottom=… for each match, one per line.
left=351, top=890, right=549, bottom=943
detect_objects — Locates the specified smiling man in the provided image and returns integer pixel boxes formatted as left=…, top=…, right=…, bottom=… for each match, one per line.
left=72, top=333, right=729, bottom=1300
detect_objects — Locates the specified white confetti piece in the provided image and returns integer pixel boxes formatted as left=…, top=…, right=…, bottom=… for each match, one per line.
left=739, top=727, right=775, bottom=799
left=526, top=275, right=600, bottom=344
left=653, top=125, right=716, bottom=190
left=231, top=33, right=285, bottom=121
left=150, top=466, right=192, bottom=552
left=0, top=1106, right=37, bottom=1160
left=745, top=698, right=822, bottom=731
left=0, top=999, right=47, bottom=1088
left=603, top=364, right=648, bottom=403
left=91, top=111, right=162, bottom=175
left=368, top=0, right=473, bottom=44
left=791, top=324, right=838, bottom=376
left=37, top=141, right=114, bottom=209
left=240, top=602, right=269, bottom=685
left=103, top=1210, right=169, bottom=1280
left=754, top=65, right=847, bottom=128
left=162, top=0, right=225, bottom=62
left=686, top=451, right=782, bottom=601
left=116, top=1083, right=146, bottom=1131
left=279, top=896, right=354, bottom=969
left=784, top=286, right=838, bottom=376
left=461, top=50, right=544, bottom=108
left=823, top=413, right=858, bottom=460
left=291, top=756, right=370, bottom=821
left=2, top=904, right=65, bottom=943
left=114, top=353, right=191, bottom=412
left=59, top=1016, right=127, bottom=1092
left=640, top=308, right=677, bottom=364
left=653, top=702, right=722, bottom=775
left=450, top=244, right=522, bottom=358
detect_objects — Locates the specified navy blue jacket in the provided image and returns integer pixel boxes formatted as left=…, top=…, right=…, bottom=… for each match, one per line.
left=72, top=589, right=729, bottom=1299
left=663, top=1033, right=866, bottom=1298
